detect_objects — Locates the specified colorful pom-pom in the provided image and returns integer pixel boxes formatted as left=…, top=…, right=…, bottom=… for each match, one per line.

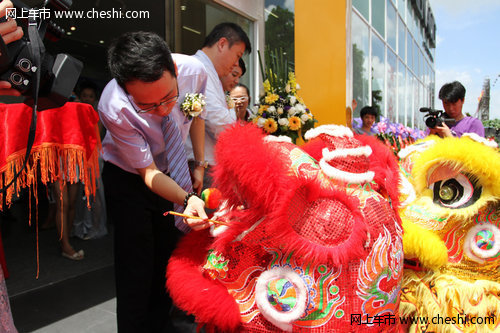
left=201, top=188, right=222, bottom=209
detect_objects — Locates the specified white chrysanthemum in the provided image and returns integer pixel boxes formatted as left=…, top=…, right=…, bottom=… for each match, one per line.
left=288, top=106, right=297, bottom=116
left=268, top=105, right=276, bottom=114
left=289, top=96, right=297, bottom=105
left=278, top=118, right=289, bottom=126
left=300, top=113, right=309, bottom=123
left=285, top=84, right=291, bottom=93
left=257, top=117, right=266, bottom=127
left=295, top=104, right=305, bottom=113
left=277, top=107, right=284, bottom=115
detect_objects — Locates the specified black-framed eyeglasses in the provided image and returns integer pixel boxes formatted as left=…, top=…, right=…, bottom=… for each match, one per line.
left=128, top=82, right=179, bottom=114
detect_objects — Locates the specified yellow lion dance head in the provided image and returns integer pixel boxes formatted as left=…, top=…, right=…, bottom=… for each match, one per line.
left=399, top=134, right=500, bottom=333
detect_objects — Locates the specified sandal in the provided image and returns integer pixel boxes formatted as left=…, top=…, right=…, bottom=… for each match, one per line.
left=62, top=249, right=84, bottom=261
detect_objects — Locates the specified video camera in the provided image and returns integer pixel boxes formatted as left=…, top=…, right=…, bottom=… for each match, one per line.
left=0, top=0, right=82, bottom=111
left=419, top=107, right=455, bottom=129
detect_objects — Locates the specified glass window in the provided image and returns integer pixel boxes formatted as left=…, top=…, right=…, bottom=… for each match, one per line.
left=407, top=35, right=413, bottom=72
left=372, top=34, right=385, bottom=117
left=413, top=39, right=420, bottom=78
left=398, top=60, right=406, bottom=125
left=353, top=0, right=369, bottom=20
left=406, top=70, right=413, bottom=127
left=387, top=49, right=397, bottom=122
left=398, top=17, right=405, bottom=61
left=372, top=0, right=385, bottom=38
left=387, top=0, right=397, bottom=51
left=352, top=13, right=371, bottom=116
left=413, top=77, right=420, bottom=128
left=398, top=0, right=405, bottom=21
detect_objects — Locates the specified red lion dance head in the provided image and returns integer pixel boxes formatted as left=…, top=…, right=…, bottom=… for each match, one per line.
left=167, top=124, right=404, bottom=332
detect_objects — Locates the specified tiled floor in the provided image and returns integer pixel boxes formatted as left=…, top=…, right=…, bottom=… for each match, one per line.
left=31, top=298, right=117, bottom=333
left=2, top=188, right=116, bottom=332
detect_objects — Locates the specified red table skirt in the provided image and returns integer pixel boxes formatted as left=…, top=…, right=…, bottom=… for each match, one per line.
left=0, top=102, right=101, bottom=210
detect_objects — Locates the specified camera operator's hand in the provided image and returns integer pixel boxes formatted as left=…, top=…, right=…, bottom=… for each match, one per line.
left=0, top=1, right=23, bottom=44
left=0, top=0, right=24, bottom=96
left=429, top=123, right=453, bottom=138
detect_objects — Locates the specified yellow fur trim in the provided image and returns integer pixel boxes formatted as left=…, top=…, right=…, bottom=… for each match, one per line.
left=402, top=219, right=448, bottom=270
left=401, top=270, right=500, bottom=333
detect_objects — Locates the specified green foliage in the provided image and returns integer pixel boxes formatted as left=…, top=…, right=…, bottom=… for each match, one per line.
left=483, top=119, right=500, bottom=130
left=265, top=6, right=295, bottom=64
left=258, top=48, right=293, bottom=95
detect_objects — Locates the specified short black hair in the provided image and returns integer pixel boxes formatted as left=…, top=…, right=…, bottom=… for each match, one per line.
left=203, top=22, right=252, bottom=54
left=107, top=31, right=176, bottom=87
left=360, top=105, right=378, bottom=118
left=233, top=83, right=250, bottom=97
left=439, top=81, right=466, bottom=103
left=238, top=58, right=246, bottom=76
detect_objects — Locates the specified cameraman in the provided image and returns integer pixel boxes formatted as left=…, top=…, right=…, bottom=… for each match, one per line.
left=429, top=81, right=484, bottom=138
left=0, top=0, right=23, bottom=96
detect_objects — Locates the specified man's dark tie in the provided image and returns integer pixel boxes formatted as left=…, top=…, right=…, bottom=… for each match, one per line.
left=161, top=115, right=192, bottom=233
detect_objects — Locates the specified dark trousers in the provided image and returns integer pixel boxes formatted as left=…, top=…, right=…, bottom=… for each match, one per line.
left=102, top=162, right=182, bottom=333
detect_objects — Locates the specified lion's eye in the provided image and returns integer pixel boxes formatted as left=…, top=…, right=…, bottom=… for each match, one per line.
left=430, top=173, right=481, bottom=209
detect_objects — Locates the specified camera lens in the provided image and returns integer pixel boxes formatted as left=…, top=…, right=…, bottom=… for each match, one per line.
left=425, top=117, right=437, bottom=128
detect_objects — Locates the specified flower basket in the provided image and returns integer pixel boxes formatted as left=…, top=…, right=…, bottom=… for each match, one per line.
left=249, top=49, right=317, bottom=144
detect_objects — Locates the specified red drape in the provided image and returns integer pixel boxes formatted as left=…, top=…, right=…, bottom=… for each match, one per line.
left=0, top=102, right=101, bottom=277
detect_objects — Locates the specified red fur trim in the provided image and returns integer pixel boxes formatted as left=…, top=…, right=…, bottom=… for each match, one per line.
left=213, top=123, right=296, bottom=214
left=265, top=183, right=369, bottom=265
left=166, top=230, right=241, bottom=331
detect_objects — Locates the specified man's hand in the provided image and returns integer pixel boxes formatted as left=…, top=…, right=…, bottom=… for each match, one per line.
left=0, top=80, right=20, bottom=96
left=191, top=166, right=204, bottom=195
left=0, top=1, right=23, bottom=44
left=429, top=122, right=453, bottom=138
left=183, top=195, right=210, bottom=231
left=0, top=1, right=24, bottom=96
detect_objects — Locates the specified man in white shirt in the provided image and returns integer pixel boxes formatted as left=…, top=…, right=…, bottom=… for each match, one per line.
left=185, top=22, right=251, bottom=189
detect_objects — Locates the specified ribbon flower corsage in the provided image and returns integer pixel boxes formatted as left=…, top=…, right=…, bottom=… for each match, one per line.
left=181, top=93, right=206, bottom=120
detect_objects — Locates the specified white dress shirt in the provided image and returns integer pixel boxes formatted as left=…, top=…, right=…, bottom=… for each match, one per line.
left=170, top=53, right=208, bottom=143
left=185, top=50, right=236, bottom=165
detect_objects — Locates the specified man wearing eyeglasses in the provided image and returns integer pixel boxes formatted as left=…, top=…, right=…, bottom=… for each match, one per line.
left=184, top=23, right=252, bottom=189
left=98, top=31, right=209, bottom=333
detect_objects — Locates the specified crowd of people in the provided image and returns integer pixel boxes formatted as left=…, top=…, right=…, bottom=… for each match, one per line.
left=0, top=0, right=490, bottom=331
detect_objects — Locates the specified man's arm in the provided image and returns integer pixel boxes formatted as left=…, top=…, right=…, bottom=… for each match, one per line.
left=137, top=161, right=209, bottom=230
left=189, top=116, right=205, bottom=194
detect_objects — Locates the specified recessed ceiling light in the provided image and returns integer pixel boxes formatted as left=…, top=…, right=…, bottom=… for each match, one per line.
left=66, top=31, right=72, bottom=35
left=181, top=5, right=187, bottom=10
left=70, top=26, right=76, bottom=31
left=99, top=40, right=104, bottom=44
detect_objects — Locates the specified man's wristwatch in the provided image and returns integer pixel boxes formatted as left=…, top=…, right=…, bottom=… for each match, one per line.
left=193, top=160, right=209, bottom=169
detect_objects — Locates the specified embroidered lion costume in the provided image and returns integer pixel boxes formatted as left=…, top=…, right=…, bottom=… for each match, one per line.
left=398, top=134, right=500, bottom=332
left=166, top=124, right=403, bottom=332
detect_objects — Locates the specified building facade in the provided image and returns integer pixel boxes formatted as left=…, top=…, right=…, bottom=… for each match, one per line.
left=352, top=0, right=436, bottom=129
left=296, top=0, right=436, bottom=129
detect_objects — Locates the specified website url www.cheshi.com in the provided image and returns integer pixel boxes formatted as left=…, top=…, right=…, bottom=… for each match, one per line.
left=350, top=313, right=496, bottom=326
left=5, top=7, right=150, bottom=20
